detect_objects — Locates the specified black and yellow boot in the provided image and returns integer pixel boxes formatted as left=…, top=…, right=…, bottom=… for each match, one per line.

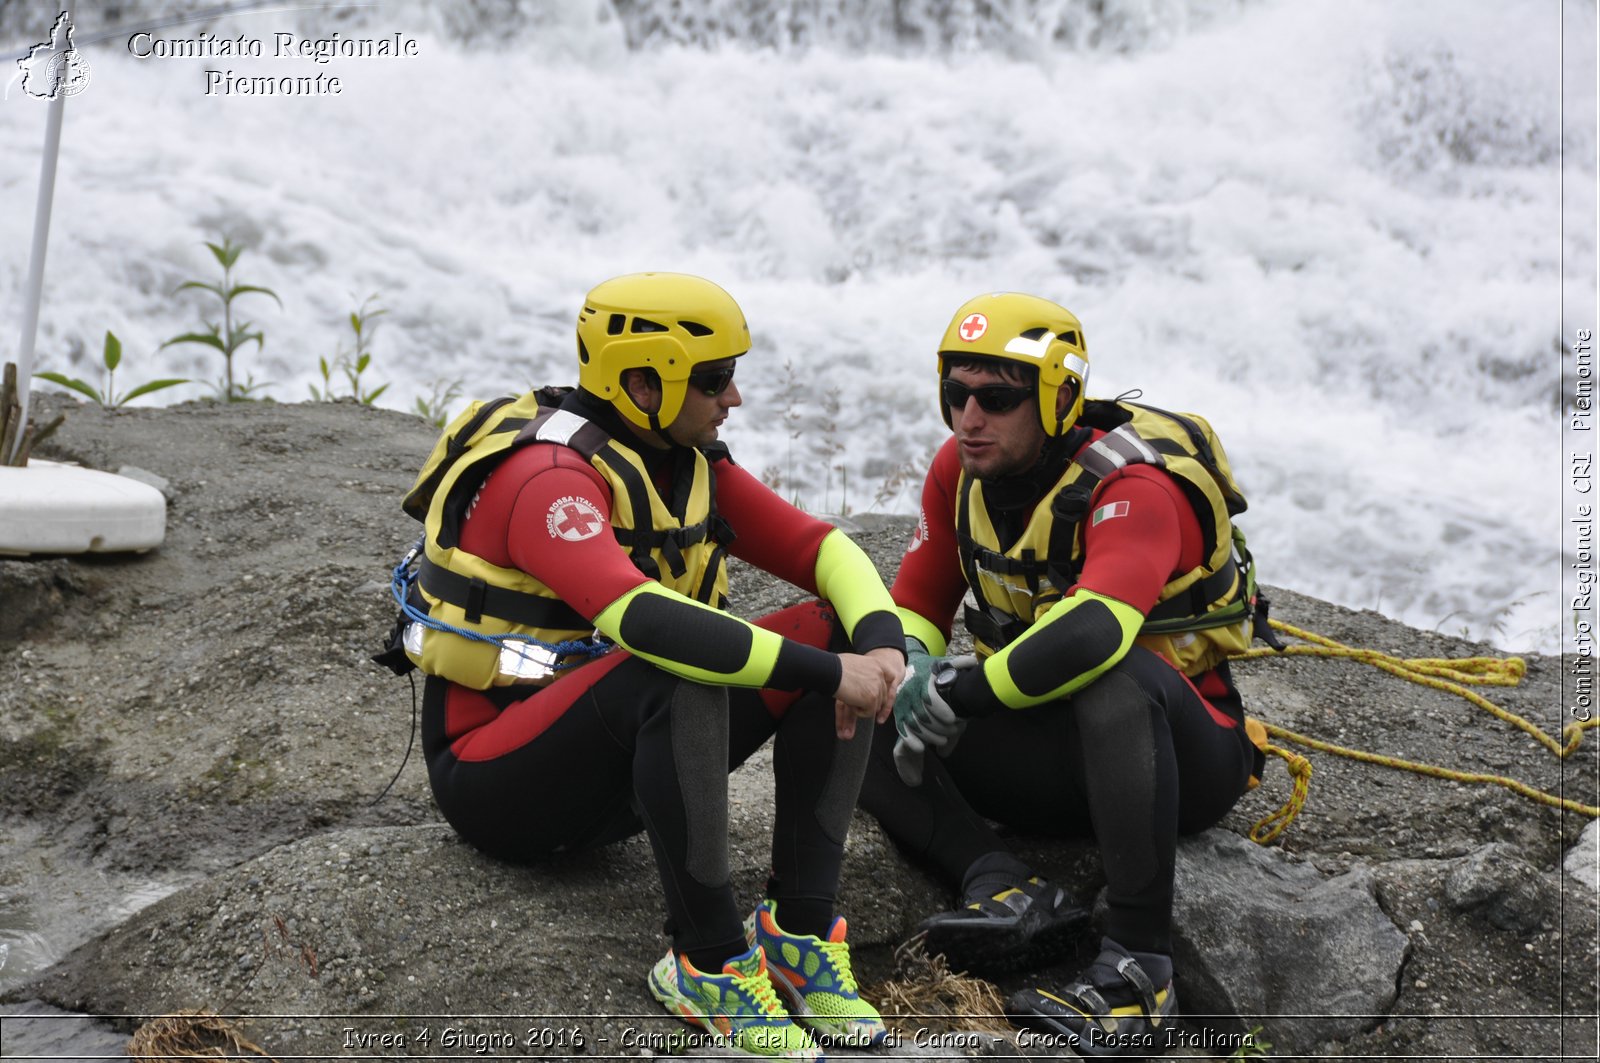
left=913, top=853, right=1088, bottom=975
left=1005, top=938, right=1178, bottom=1058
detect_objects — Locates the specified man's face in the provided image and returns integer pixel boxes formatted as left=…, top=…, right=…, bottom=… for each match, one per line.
left=946, top=361, right=1047, bottom=480
left=665, top=358, right=742, bottom=448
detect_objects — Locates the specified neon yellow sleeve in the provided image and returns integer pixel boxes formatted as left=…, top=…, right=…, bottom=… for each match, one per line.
left=983, top=589, right=1145, bottom=708
left=813, top=528, right=902, bottom=650
left=898, top=607, right=948, bottom=656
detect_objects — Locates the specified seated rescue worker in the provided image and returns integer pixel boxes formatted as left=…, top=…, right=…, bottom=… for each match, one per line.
left=858, top=293, right=1265, bottom=1057
left=394, top=273, right=904, bottom=1061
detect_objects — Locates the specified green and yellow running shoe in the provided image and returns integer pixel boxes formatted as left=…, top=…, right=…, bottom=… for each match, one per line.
left=744, top=899, right=888, bottom=1047
left=647, top=943, right=821, bottom=1061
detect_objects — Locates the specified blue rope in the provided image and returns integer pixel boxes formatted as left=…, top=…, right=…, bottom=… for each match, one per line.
left=389, top=539, right=609, bottom=666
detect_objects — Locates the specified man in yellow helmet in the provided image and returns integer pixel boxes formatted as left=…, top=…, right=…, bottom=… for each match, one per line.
left=403, top=274, right=904, bottom=1060
left=858, top=293, right=1264, bottom=1057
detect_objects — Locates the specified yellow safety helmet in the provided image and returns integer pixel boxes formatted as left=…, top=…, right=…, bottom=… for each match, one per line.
left=937, top=292, right=1088, bottom=436
left=576, top=272, right=750, bottom=431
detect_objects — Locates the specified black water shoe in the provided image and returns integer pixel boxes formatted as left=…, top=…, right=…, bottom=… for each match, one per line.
left=914, top=871, right=1089, bottom=976
left=1005, top=938, right=1178, bottom=1058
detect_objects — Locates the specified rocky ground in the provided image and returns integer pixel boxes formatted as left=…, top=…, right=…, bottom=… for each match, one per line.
left=0, top=394, right=1596, bottom=1061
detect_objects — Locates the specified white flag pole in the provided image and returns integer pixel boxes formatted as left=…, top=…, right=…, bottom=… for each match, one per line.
left=9, top=13, right=71, bottom=465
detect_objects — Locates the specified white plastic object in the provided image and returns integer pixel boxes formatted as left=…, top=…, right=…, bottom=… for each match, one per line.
left=0, top=459, right=166, bottom=556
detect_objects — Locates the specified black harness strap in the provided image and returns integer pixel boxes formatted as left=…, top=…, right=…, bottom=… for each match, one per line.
left=403, top=394, right=523, bottom=523
left=522, top=403, right=732, bottom=591
left=1142, top=557, right=1241, bottom=632
left=962, top=604, right=1032, bottom=651
left=957, top=404, right=1258, bottom=649
left=1044, top=478, right=1094, bottom=595
left=418, top=556, right=592, bottom=630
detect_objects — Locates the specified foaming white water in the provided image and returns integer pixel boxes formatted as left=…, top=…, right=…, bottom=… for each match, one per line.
left=0, top=0, right=1585, bottom=652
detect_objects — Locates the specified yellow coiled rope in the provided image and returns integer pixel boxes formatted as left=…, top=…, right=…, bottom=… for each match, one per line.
left=1233, top=618, right=1599, bottom=844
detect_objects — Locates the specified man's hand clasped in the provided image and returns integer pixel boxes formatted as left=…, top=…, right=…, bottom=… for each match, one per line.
left=834, top=645, right=907, bottom=740
left=892, top=639, right=977, bottom=786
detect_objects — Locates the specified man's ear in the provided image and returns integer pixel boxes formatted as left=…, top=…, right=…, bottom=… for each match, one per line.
left=1055, top=379, right=1078, bottom=419
left=623, top=368, right=662, bottom=415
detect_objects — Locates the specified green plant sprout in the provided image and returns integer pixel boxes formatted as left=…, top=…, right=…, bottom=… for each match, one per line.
left=1229, top=1024, right=1271, bottom=1058
left=37, top=330, right=189, bottom=409
left=161, top=236, right=280, bottom=402
left=311, top=294, right=389, bottom=404
left=414, top=377, right=464, bottom=429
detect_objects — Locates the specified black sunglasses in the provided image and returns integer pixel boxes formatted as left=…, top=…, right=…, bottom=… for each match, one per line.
left=941, top=378, right=1033, bottom=414
left=688, top=365, right=737, bottom=397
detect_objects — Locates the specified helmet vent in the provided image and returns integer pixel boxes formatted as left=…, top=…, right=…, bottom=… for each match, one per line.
left=607, top=314, right=626, bottom=335
left=1018, top=327, right=1050, bottom=341
left=578, top=337, right=591, bottom=364
left=1059, top=329, right=1080, bottom=346
left=630, top=317, right=669, bottom=334
left=678, top=320, right=714, bottom=337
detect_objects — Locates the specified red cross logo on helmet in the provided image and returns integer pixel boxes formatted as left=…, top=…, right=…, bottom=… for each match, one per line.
left=958, top=313, right=988, bottom=342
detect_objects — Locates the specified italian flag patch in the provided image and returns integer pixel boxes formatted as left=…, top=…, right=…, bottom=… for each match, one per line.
left=1092, top=501, right=1130, bottom=525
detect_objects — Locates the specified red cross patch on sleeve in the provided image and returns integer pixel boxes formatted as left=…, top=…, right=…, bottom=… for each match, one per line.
left=547, top=496, right=607, bottom=541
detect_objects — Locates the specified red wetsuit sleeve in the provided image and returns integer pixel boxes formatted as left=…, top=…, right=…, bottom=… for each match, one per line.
left=890, top=438, right=968, bottom=645
left=457, top=444, right=652, bottom=620
left=1072, top=466, right=1203, bottom=613
left=716, top=458, right=901, bottom=659
left=716, top=459, right=832, bottom=592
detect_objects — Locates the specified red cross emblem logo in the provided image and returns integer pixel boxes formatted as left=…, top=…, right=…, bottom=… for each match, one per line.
left=547, top=496, right=606, bottom=541
left=958, top=313, right=988, bottom=342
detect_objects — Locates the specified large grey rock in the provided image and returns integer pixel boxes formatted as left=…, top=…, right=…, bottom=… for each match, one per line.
left=1446, top=843, right=1559, bottom=934
left=1169, top=829, right=1409, bottom=1053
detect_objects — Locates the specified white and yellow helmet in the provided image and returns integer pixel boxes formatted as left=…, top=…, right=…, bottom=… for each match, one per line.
left=937, top=292, right=1088, bottom=436
left=576, top=272, right=750, bottom=431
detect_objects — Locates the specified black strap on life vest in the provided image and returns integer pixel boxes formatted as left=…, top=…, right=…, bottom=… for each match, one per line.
left=405, top=389, right=571, bottom=525
left=417, top=555, right=592, bottom=630
left=956, top=404, right=1258, bottom=648
left=1043, top=479, right=1094, bottom=595
left=1125, top=402, right=1247, bottom=517
left=523, top=401, right=731, bottom=604
left=1141, top=556, right=1242, bottom=632
left=403, top=395, right=519, bottom=523
left=961, top=603, right=1032, bottom=651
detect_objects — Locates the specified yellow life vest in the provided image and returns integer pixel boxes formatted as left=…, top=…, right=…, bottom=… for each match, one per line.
left=956, top=400, right=1259, bottom=677
left=388, top=387, right=732, bottom=689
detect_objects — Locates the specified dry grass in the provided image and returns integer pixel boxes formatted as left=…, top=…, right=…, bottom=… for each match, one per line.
left=126, top=1010, right=277, bottom=1062
left=866, top=935, right=1014, bottom=1036
left=124, top=913, right=316, bottom=1061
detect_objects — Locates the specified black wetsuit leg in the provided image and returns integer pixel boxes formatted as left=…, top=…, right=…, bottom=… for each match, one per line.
left=860, top=720, right=1015, bottom=882
left=422, top=651, right=745, bottom=961
left=421, top=600, right=868, bottom=959
left=727, top=602, right=874, bottom=939
left=859, top=646, right=1254, bottom=954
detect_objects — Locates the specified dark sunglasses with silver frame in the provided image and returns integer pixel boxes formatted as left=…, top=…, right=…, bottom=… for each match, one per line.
left=941, top=377, right=1034, bottom=414
left=688, top=364, right=737, bottom=397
